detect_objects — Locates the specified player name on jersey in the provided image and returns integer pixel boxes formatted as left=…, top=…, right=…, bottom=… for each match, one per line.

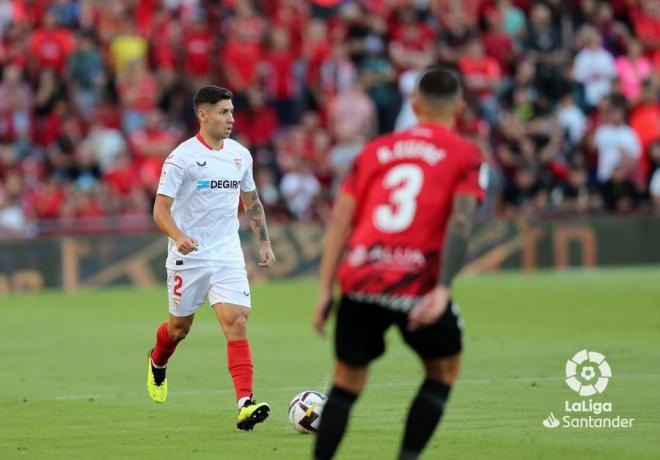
left=377, top=140, right=446, bottom=165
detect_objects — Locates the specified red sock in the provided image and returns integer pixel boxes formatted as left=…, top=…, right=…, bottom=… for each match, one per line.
left=227, top=339, right=253, bottom=402
left=151, top=322, right=178, bottom=367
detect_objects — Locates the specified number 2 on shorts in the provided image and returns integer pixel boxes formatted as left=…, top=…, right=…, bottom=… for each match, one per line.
left=173, top=274, right=183, bottom=297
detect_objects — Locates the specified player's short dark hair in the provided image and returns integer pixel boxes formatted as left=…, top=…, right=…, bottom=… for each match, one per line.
left=417, top=67, right=461, bottom=102
left=193, top=86, right=233, bottom=110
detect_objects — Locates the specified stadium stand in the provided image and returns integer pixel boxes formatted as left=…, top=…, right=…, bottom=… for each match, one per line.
left=0, top=0, right=660, bottom=239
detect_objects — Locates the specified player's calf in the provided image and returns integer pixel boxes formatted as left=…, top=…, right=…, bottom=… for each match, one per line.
left=151, top=322, right=183, bottom=366
left=147, top=319, right=192, bottom=404
left=313, top=385, right=359, bottom=460
left=169, top=322, right=191, bottom=343
left=398, top=379, right=452, bottom=460
left=314, top=362, right=366, bottom=460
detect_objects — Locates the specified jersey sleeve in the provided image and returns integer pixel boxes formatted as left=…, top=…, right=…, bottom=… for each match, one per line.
left=157, top=158, right=185, bottom=198
left=339, top=160, right=359, bottom=197
left=240, top=154, right=256, bottom=192
left=455, top=144, right=486, bottom=202
left=339, top=145, right=370, bottom=198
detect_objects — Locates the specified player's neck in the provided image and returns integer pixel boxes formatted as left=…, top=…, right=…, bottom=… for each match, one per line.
left=197, top=130, right=224, bottom=150
left=417, top=116, right=455, bottom=130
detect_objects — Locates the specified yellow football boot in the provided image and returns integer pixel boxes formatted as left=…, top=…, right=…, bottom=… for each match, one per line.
left=146, top=350, right=168, bottom=404
left=237, top=399, right=270, bottom=430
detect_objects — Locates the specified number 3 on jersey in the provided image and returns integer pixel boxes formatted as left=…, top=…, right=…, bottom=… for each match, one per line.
left=373, top=164, right=424, bottom=233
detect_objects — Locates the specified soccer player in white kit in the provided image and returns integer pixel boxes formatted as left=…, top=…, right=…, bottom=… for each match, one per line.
left=146, top=86, right=276, bottom=431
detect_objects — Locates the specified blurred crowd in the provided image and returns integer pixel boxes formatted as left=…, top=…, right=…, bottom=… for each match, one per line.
left=1, top=0, right=660, bottom=238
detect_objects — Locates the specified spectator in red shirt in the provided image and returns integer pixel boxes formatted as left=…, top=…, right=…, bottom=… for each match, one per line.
left=262, top=27, right=300, bottom=125
left=631, top=1, right=660, bottom=52
left=458, top=38, right=502, bottom=122
left=301, top=18, right=332, bottom=93
left=225, top=0, right=268, bottom=47
left=629, top=83, right=660, bottom=186
left=269, top=0, right=309, bottom=53
left=183, top=13, right=214, bottom=87
left=129, top=110, right=177, bottom=160
left=233, top=86, right=279, bottom=151
left=275, top=125, right=313, bottom=174
left=388, top=13, right=435, bottom=72
left=27, top=10, right=75, bottom=75
left=104, top=151, right=139, bottom=198
left=1, top=23, right=28, bottom=68
left=481, top=7, right=515, bottom=73
left=30, top=176, right=66, bottom=220
left=133, top=0, right=159, bottom=37
left=221, top=27, right=263, bottom=106
left=128, top=110, right=179, bottom=193
left=149, top=11, right=178, bottom=72
left=116, top=58, right=159, bottom=133
left=73, top=189, right=104, bottom=218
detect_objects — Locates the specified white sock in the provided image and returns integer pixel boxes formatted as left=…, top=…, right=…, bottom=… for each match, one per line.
left=237, top=396, right=250, bottom=409
left=150, top=358, right=167, bottom=369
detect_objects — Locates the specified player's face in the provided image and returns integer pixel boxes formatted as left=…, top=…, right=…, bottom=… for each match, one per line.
left=199, top=99, right=235, bottom=139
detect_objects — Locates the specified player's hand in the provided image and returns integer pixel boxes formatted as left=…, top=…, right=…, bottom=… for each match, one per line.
left=407, top=286, right=450, bottom=331
left=258, top=241, right=276, bottom=268
left=175, top=235, right=199, bottom=255
left=313, top=289, right=333, bottom=337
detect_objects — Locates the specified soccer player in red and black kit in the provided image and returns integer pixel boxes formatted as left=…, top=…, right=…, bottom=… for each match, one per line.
left=311, top=68, right=485, bottom=459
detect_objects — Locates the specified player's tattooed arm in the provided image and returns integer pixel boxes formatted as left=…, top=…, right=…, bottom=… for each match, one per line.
left=438, top=194, right=478, bottom=288
left=241, top=189, right=276, bottom=268
left=241, top=190, right=270, bottom=243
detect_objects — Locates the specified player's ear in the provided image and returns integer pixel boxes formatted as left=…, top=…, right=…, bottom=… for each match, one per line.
left=197, top=106, right=207, bottom=122
left=411, top=94, right=423, bottom=118
left=455, top=97, right=465, bottom=120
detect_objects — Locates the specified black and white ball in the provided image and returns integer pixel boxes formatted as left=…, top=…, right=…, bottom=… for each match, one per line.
left=288, top=391, right=327, bottom=434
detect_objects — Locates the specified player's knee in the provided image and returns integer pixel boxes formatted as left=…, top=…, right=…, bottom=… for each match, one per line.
left=225, top=313, right=248, bottom=337
left=334, top=361, right=368, bottom=394
left=170, top=323, right=191, bottom=342
left=432, top=369, right=459, bottom=386
left=233, top=313, right=247, bottom=331
left=424, top=355, right=460, bottom=385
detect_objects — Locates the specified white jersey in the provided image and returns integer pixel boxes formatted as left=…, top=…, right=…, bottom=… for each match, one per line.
left=157, top=134, right=256, bottom=270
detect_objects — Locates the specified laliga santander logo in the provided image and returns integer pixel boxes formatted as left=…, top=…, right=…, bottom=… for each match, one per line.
left=542, top=349, right=633, bottom=429
left=565, top=349, right=612, bottom=396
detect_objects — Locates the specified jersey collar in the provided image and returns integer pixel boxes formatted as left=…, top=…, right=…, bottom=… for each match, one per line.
left=196, top=133, right=224, bottom=151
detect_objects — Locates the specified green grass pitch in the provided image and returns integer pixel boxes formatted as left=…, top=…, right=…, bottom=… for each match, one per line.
left=2, top=267, right=659, bottom=459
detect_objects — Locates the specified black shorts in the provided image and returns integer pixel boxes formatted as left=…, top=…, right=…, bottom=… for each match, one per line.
left=334, top=296, right=463, bottom=366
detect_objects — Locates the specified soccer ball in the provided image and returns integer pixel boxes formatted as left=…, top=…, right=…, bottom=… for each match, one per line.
left=288, top=391, right=327, bottom=434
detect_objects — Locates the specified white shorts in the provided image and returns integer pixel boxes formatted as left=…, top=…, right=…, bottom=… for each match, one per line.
left=166, top=266, right=251, bottom=317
